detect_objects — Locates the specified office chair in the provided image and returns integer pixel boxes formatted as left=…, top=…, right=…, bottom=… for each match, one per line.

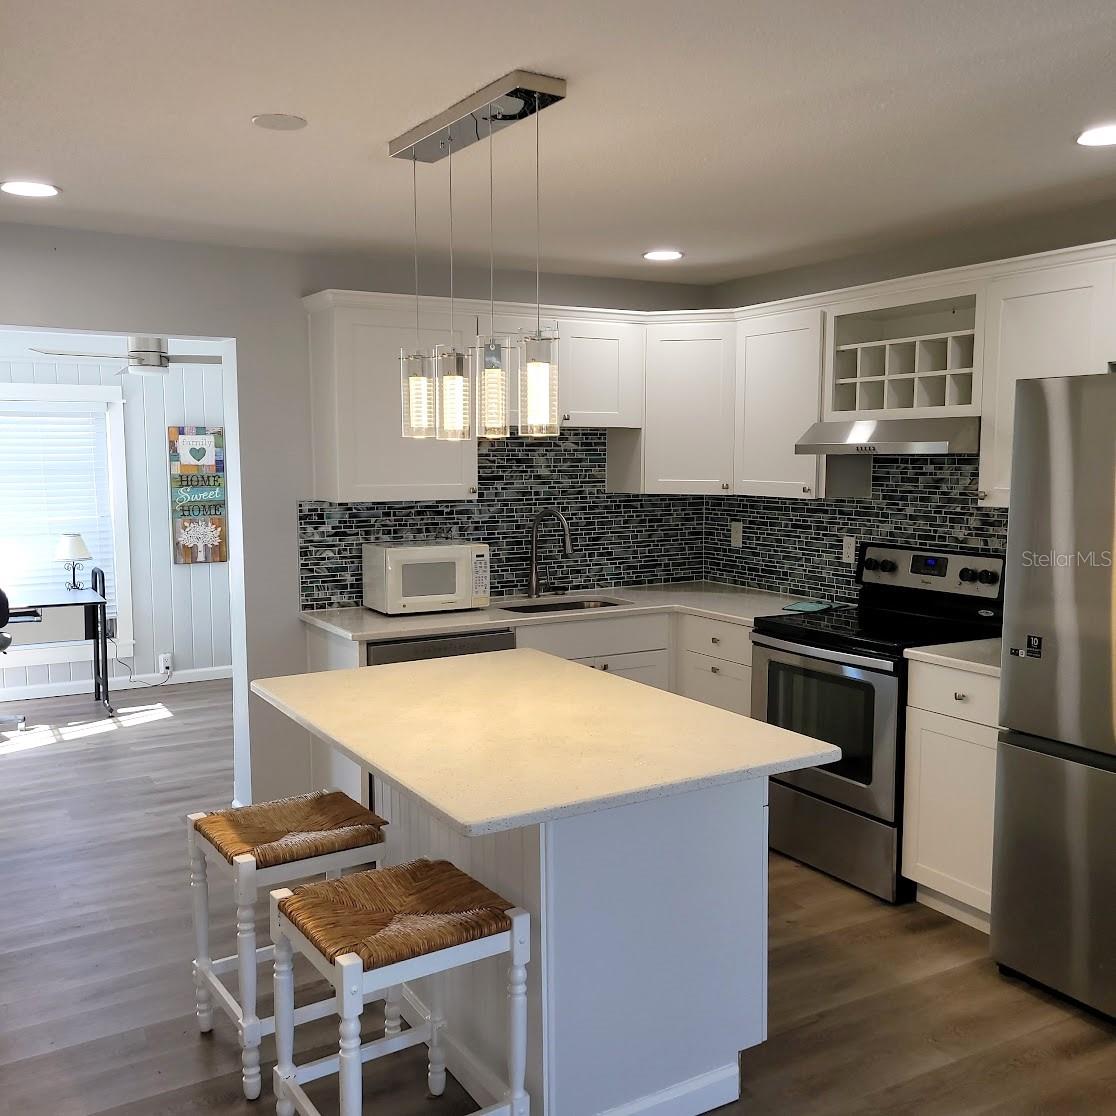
left=0, top=588, right=27, bottom=731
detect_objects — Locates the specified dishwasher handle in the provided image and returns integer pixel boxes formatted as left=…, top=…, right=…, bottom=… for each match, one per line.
left=366, top=628, right=515, bottom=665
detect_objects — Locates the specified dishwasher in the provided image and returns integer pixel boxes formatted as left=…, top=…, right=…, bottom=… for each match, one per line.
left=365, top=628, right=516, bottom=808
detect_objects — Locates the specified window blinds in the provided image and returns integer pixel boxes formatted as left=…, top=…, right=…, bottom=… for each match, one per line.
left=0, top=405, right=117, bottom=614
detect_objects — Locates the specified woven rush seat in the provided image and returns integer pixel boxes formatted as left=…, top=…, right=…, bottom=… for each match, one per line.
left=279, top=858, right=514, bottom=971
left=195, top=789, right=386, bottom=869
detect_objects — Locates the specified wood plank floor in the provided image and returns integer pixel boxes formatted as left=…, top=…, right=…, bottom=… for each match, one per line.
left=2, top=681, right=1112, bottom=1114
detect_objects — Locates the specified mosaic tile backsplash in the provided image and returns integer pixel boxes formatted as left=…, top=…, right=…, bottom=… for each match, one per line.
left=705, top=456, right=1008, bottom=604
left=299, top=434, right=1009, bottom=610
left=299, top=430, right=704, bottom=609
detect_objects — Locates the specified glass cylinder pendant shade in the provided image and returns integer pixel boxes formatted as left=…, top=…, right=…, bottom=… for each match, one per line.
left=518, top=334, right=560, bottom=437
left=434, top=347, right=472, bottom=441
left=400, top=350, right=436, bottom=438
left=471, top=336, right=514, bottom=439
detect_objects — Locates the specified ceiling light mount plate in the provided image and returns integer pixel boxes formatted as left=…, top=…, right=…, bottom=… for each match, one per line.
left=251, top=113, right=308, bottom=131
left=389, top=70, right=566, bottom=163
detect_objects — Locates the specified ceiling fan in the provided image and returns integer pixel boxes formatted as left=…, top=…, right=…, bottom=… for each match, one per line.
left=30, top=335, right=222, bottom=376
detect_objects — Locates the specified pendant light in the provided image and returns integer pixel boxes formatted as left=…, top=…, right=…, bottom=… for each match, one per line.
left=470, top=102, right=513, bottom=438
left=517, top=91, right=560, bottom=438
left=435, top=133, right=473, bottom=441
left=400, top=155, right=436, bottom=438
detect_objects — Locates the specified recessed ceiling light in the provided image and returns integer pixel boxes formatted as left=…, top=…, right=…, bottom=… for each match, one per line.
left=1, top=180, right=61, bottom=198
left=643, top=248, right=684, bottom=261
left=251, top=113, right=308, bottom=132
left=1076, top=124, right=1116, bottom=146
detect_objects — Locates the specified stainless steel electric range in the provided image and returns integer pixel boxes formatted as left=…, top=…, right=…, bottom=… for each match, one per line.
left=750, top=543, right=1005, bottom=902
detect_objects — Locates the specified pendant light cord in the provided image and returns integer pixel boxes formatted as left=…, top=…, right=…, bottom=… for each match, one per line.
left=412, top=155, right=420, bottom=349
left=489, top=106, right=495, bottom=335
left=535, top=91, right=541, bottom=336
left=448, top=133, right=455, bottom=342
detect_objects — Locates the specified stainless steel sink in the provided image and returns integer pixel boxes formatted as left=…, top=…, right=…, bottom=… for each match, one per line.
left=500, top=597, right=630, bottom=614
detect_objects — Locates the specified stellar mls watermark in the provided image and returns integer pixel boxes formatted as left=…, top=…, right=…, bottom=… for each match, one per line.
left=1021, top=550, right=1113, bottom=568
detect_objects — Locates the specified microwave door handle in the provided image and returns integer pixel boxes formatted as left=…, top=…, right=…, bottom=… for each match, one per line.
left=749, top=632, right=898, bottom=674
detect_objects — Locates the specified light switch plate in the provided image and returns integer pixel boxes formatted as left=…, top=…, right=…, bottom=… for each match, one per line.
left=730, top=521, right=743, bottom=548
left=842, top=535, right=857, bottom=565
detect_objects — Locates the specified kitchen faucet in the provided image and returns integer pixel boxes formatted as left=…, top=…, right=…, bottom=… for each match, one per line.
left=528, top=509, right=574, bottom=598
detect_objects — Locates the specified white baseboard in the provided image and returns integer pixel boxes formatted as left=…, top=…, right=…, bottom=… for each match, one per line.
left=916, top=885, right=991, bottom=934
left=398, top=987, right=505, bottom=1108
left=399, top=985, right=739, bottom=1116
left=0, top=664, right=232, bottom=704
left=600, top=1063, right=740, bottom=1115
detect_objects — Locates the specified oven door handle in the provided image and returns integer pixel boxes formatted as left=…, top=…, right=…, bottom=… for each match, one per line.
left=749, top=632, right=898, bottom=674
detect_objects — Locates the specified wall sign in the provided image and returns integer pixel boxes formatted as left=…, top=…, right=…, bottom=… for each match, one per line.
left=168, top=425, right=228, bottom=564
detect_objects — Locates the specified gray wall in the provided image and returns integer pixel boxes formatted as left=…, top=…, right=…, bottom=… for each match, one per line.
left=0, top=219, right=709, bottom=803
left=710, top=197, right=1116, bottom=307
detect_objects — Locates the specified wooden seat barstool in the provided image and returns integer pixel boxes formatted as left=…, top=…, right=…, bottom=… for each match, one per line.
left=186, top=789, right=390, bottom=1100
left=270, top=857, right=530, bottom=1116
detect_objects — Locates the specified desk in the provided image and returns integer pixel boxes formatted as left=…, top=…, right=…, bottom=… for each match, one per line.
left=8, top=571, right=113, bottom=714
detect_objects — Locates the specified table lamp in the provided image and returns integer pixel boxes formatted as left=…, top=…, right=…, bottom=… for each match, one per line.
left=55, top=533, right=92, bottom=590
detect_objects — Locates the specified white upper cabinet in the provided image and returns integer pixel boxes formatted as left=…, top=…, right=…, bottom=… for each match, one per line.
left=557, top=317, right=644, bottom=427
left=824, top=283, right=983, bottom=420
left=640, top=321, right=736, bottom=494
left=734, top=309, right=824, bottom=499
left=979, top=259, right=1116, bottom=507
left=307, top=299, right=478, bottom=502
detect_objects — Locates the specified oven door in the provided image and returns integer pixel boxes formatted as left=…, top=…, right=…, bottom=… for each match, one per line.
left=751, top=633, right=900, bottom=822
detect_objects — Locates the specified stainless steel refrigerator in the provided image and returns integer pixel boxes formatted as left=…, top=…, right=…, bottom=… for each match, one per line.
left=994, top=371, right=1116, bottom=1018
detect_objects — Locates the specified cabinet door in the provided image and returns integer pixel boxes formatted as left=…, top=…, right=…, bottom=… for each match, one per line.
left=322, top=308, right=477, bottom=501
left=734, top=309, right=823, bottom=498
left=979, top=260, right=1116, bottom=507
left=643, top=322, right=735, bottom=494
left=902, top=706, right=998, bottom=913
left=581, top=649, right=671, bottom=690
left=558, top=318, right=644, bottom=427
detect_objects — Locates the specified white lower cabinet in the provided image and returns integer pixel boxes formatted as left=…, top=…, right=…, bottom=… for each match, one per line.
left=902, top=704, right=998, bottom=917
left=574, top=649, right=670, bottom=689
left=678, top=650, right=751, bottom=716
left=515, top=615, right=671, bottom=691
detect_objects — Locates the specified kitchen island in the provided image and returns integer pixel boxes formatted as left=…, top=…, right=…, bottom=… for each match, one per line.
left=252, top=648, right=837, bottom=1115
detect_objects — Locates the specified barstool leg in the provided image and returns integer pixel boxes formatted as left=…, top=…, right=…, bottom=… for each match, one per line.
left=427, top=974, right=447, bottom=1096
left=507, top=911, right=531, bottom=1116
left=273, top=931, right=296, bottom=1116
left=186, top=816, right=213, bottom=1034
left=384, top=985, right=403, bottom=1037
left=234, top=855, right=262, bottom=1101
left=337, top=954, right=365, bottom=1116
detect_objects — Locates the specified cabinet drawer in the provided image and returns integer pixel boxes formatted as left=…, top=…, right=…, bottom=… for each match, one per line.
left=575, top=649, right=671, bottom=690
left=908, top=661, right=999, bottom=726
left=678, top=651, right=751, bottom=716
left=679, top=614, right=752, bottom=666
left=515, top=614, right=669, bottom=660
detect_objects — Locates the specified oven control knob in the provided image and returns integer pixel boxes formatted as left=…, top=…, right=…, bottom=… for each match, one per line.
left=863, top=557, right=880, bottom=571
left=977, top=569, right=1000, bottom=585
left=959, top=567, right=978, bottom=582
left=878, top=559, right=898, bottom=574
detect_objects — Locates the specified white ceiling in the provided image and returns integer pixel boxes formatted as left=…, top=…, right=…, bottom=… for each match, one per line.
left=3, top=0, right=1116, bottom=285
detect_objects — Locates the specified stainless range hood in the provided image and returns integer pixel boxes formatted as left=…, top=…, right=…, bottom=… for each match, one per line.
left=795, top=416, right=981, bottom=456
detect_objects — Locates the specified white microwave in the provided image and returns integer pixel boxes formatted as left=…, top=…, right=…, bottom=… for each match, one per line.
left=362, top=541, right=491, bottom=615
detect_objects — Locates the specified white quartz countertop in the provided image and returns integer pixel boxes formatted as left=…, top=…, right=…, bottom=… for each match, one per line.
left=300, top=581, right=807, bottom=642
left=904, top=638, right=1003, bottom=677
left=251, top=648, right=838, bottom=836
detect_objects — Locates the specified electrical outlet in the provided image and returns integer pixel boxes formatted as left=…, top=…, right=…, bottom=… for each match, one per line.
left=730, top=521, right=743, bottom=549
left=157, top=653, right=173, bottom=674
left=842, top=535, right=858, bottom=565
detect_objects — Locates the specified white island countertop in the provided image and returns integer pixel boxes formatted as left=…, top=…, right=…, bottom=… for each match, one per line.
left=251, top=647, right=838, bottom=836
left=904, top=637, right=1002, bottom=677
left=300, top=580, right=806, bottom=642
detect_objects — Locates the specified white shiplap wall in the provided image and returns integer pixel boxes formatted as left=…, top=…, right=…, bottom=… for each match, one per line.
left=0, top=332, right=232, bottom=697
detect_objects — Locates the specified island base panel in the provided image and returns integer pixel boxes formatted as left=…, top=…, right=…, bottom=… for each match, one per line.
left=375, top=773, right=769, bottom=1115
